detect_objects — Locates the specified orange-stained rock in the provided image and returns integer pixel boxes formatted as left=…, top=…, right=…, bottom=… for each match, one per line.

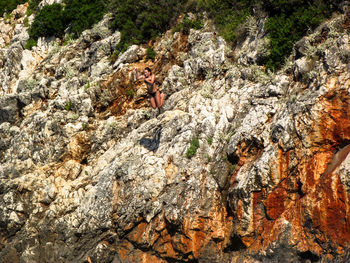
left=230, top=83, right=350, bottom=261
left=264, top=186, right=287, bottom=220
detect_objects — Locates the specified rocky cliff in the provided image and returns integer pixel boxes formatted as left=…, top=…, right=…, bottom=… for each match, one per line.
left=0, top=2, right=350, bottom=263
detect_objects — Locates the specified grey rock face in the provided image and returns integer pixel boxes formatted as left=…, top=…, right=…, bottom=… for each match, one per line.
left=0, top=95, right=20, bottom=124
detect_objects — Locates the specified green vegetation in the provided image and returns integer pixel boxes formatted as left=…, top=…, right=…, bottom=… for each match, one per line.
left=26, top=0, right=106, bottom=48
left=20, top=0, right=341, bottom=70
left=173, top=15, right=203, bottom=34
left=4, top=12, right=13, bottom=21
left=25, top=78, right=39, bottom=90
left=25, top=38, right=37, bottom=50
left=23, top=17, right=29, bottom=27
left=146, top=46, right=156, bottom=61
left=229, top=164, right=236, bottom=174
left=65, top=100, right=73, bottom=111
left=82, top=122, right=89, bottom=131
left=126, top=88, right=135, bottom=99
left=186, top=137, right=199, bottom=158
left=28, top=4, right=66, bottom=40
left=63, top=34, right=74, bottom=46
left=27, top=0, right=41, bottom=15
left=110, top=0, right=185, bottom=56
left=84, top=81, right=91, bottom=91
left=263, top=0, right=342, bottom=70
left=64, top=0, right=106, bottom=37
left=0, top=0, right=26, bottom=17
left=207, top=137, right=213, bottom=145
left=195, top=0, right=253, bottom=42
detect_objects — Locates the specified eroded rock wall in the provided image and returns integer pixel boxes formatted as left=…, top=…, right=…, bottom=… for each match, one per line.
left=0, top=3, right=349, bottom=263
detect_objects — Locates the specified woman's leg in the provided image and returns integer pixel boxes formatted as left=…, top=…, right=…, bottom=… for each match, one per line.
left=155, top=90, right=162, bottom=108
left=150, top=97, right=157, bottom=109
left=159, top=93, right=166, bottom=107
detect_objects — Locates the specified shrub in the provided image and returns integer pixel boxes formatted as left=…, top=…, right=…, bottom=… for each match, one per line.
left=110, top=0, right=186, bottom=56
left=27, top=0, right=41, bottom=15
left=126, top=88, right=135, bottom=99
left=230, top=164, right=236, bottom=174
left=0, top=0, right=26, bottom=17
left=82, top=122, right=89, bottom=131
left=28, top=4, right=66, bottom=40
left=25, top=78, right=39, bottom=90
left=65, top=100, right=73, bottom=111
left=186, top=137, right=199, bottom=158
left=63, top=34, right=74, bottom=46
left=264, top=0, right=342, bottom=70
left=196, top=0, right=254, bottom=42
left=146, top=46, right=156, bottom=61
left=27, top=0, right=106, bottom=42
left=207, top=137, right=213, bottom=145
left=23, top=17, right=29, bottom=27
left=173, top=15, right=203, bottom=34
left=84, top=82, right=91, bottom=91
left=63, top=0, right=106, bottom=37
left=25, top=38, right=37, bottom=50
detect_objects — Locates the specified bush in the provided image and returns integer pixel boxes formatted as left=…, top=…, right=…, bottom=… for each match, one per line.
left=173, top=15, right=203, bottom=34
left=186, top=137, right=199, bottom=158
left=63, top=0, right=106, bottom=37
left=126, top=88, right=135, bottom=99
left=110, top=0, right=186, bottom=56
left=27, top=0, right=106, bottom=42
left=0, top=0, right=26, bottom=17
left=82, top=122, right=89, bottom=131
left=25, top=38, right=37, bottom=50
left=24, top=0, right=342, bottom=72
left=264, top=0, right=342, bottom=70
left=28, top=4, right=66, bottom=40
left=196, top=0, right=254, bottom=42
left=27, top=0, right=41, bottom=15
left=207, top=137, right=213, bottom=145
left=65, top=100, right=73, bottom=111
left=146, top=46, right=156, bottom=61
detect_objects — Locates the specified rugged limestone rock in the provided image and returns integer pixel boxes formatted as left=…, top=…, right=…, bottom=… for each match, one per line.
left=0, top=2, right=350, bottom=263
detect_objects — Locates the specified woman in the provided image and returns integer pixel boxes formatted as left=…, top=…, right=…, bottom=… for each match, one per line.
left=135, top=67, right=165, bottom=109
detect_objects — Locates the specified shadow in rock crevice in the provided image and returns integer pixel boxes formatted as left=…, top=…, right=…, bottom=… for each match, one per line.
left=139, top=126, right=162, bottom=152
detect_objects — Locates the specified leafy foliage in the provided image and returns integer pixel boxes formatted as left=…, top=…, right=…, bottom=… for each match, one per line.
left=27, top=0, right=41, bottom=15
left=23, top=0, right=341, bottom=71
left=110, top=0, right=186, bottom=56
left=24, top=38, right=37, bottom=50
left=64, top=0, right=106, bottom=37
left=195, top=0, right=254, bottom=42
left=186, top=137, right=199, bottom=158
left=264, top=0, right=342, bottom=70
left=65, top=100, right=73, bottom=111
left=173, top=15, right=203, bottom=34
left=207, top=137, right=213, bottom=145
left=146, top=46, right=156, bottom=61
left=125, top=88, right=135, bottom=99
left=0, top=0, right=26, bottom=17
left=27, top=0, right=106, bottom=44
left=28, top=4, right=66, bottom=40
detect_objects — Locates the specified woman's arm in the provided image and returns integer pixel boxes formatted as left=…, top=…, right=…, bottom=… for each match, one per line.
left=134, top=68, right=145, bottom=80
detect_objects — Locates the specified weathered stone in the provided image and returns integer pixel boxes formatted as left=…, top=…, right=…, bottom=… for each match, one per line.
left=113, top=45, right=141, bottom=69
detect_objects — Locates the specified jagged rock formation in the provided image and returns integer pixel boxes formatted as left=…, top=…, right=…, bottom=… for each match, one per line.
left=0, top=3, right=350, bottom=263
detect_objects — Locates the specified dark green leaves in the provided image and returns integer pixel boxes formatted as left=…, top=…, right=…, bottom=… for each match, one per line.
left=0, top=0, right=26, bottom=17
left=27, top=0, right=106, bottom=43
left=29, top=4, right=66, bottom=39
